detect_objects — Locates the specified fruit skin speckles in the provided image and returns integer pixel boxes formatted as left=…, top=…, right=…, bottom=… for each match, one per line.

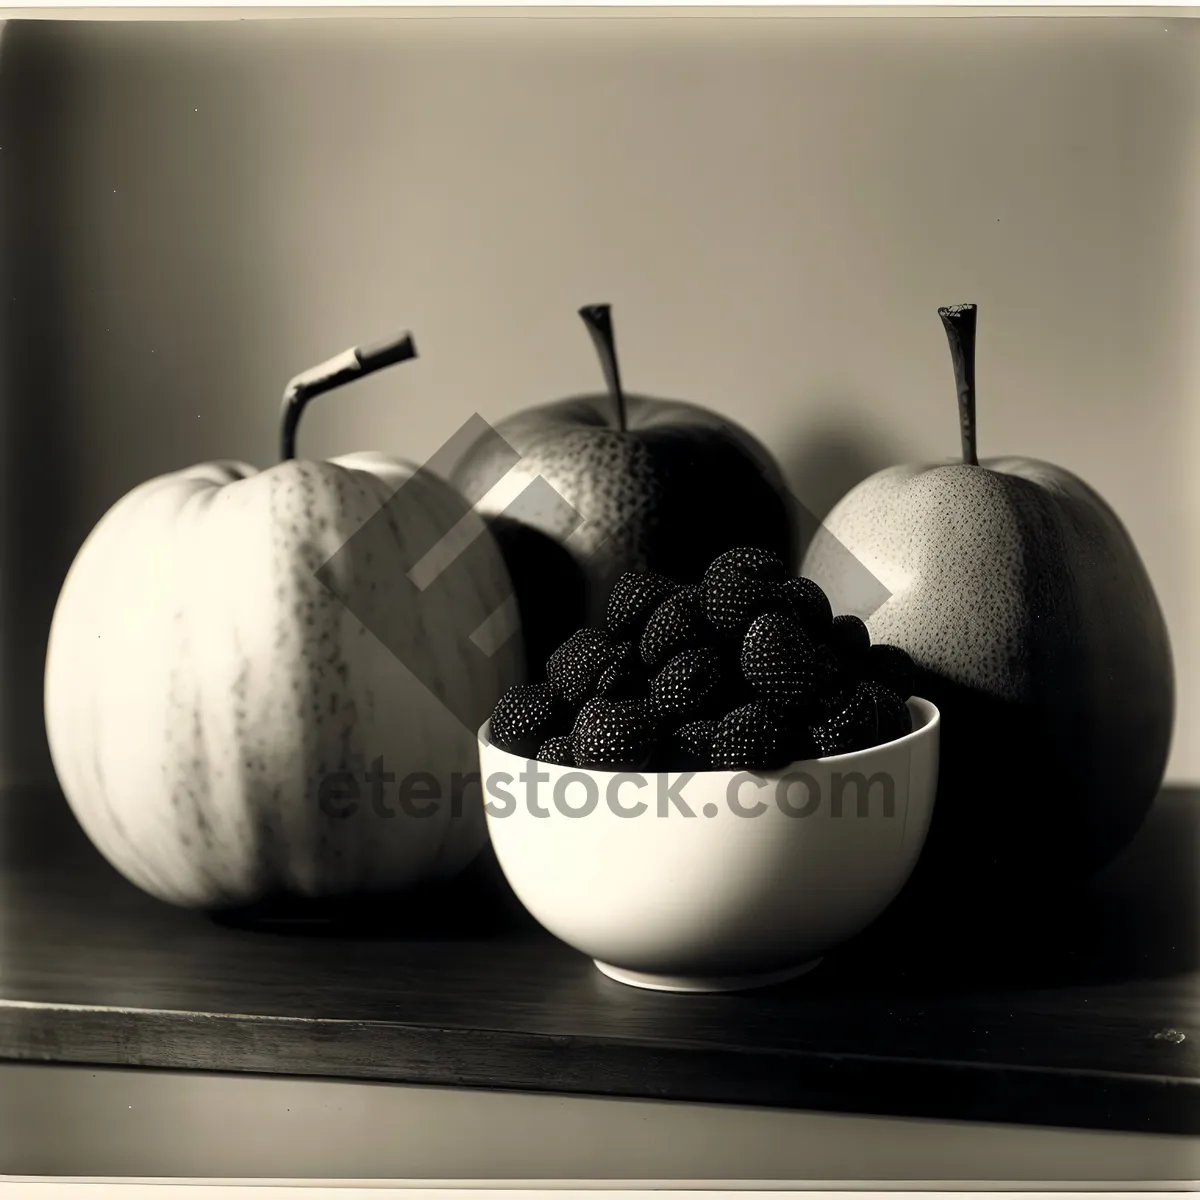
left=605, top=571, right=681, bottom=641
left=706, top=546, right=787, bottom=583
left=48, top=442, right=517, bottom=908
left=812, top=682, right=883, bottom=757
left=572, top=696, right=608, bottom=737
left=593, top=642, right=650, bottom=702
left=490, top=682, right=574, bottom=759
left=573, top=698, right=658, bottom=771
left=699, top=568, right=778, bottom=637
left=699, top=547, right=788, bottom=636
left=861, top=679, right=913, bottom=743
left=659, top=719, right=718, bottom=770
left=448, top=304, right=799, bottom=684
left=537, top=735, right=576, bottom=767
left=489, top=546, right=918, bottom=775
left=740, top=610, right=825, bottom=709
left=709, top=702, right=794, bottom=773
left=777, top=575, right=833, bottom=643
left=639, top=586, right=713, bottom=672
left=650, top=647, right=728, bottom=726
left=801, top=300, right=1174, bottom=894
left=546, top=628, right=621, bottom=706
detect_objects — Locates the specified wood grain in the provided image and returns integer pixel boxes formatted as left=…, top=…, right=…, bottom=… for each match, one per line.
left=1, top=783, right=1198, bottom=1134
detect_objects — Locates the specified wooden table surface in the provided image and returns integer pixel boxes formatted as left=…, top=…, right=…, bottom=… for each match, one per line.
left=2, top=783, right=1199, bottom=1137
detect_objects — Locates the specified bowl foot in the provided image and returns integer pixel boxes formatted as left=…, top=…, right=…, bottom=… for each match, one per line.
left=593, top=957, right=823, bottom=994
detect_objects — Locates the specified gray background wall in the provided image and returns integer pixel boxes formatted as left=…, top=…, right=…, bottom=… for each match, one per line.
left=1, top=12, right=1197, bottom=791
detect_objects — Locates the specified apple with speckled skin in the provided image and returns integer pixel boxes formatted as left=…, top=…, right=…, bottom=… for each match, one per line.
left=450, top=305, right=798, bottom=675
left=44, top=334, right=523, bottom=914
left=802, top=303, right=1174, bottom=899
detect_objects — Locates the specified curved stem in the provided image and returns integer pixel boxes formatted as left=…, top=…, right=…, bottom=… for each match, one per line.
left=278, top=331, right=418, bottom=462
left=578, top=303, right=627, bottom=432
left=937, top=303, right=979, bottom=467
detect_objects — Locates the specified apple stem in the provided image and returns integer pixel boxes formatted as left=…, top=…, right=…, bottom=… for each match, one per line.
left=579, top=303, right=628, bottom=432
left=278, top=332, right=418, bottom=462
left=937, top=303, right=979, bottom=467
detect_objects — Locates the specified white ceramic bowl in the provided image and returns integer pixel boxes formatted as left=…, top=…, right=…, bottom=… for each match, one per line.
left=478, top=697, right=940, bottom=993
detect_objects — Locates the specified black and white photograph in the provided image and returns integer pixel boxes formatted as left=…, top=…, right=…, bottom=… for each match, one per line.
left=0, top=4, right=1196, bottom=1190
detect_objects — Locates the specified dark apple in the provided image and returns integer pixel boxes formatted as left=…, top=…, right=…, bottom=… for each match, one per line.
left=450, top=304, right=798, bottom=674
left=802, top=303, right=1175, bottom=904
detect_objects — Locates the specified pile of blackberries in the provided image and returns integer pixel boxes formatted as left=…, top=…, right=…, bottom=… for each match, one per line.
left=487, top=547, right=917, bottom=772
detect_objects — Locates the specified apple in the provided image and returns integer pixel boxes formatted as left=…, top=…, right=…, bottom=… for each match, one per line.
left=801, top=303, right=1175, bottom=900
left=44, top=333, right=523, bottom=911
left=450, top=304, right=799, bottom=673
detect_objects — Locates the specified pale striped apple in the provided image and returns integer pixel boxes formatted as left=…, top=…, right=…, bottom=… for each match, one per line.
left=44, top=334, right=523, bottom=910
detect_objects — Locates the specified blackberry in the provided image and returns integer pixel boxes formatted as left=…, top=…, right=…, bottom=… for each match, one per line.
left=740, top=610, right=825, bottom=708
left=572, top=696, right=608, bottom=735
left=705, top=546, right=787, bottom=583
left=865, top=643, right=916, bottom=701
left=605, top=571, right=681, bottom=641
left=807, top=643, right=852, bottom=722
left=573, top=698, right=659, bottom=771
left=756, top=702, right=819, bottom=765
left=861, top=679, right=913, bottom=743
left=537, top=735, right=577, bottom=767
left=656, top=719, right=718, bottom=771
left=810, top=686, right=854, bottom=727
left=489, top=682, right=573, bottom=758
left=709, top=702, right=794, bottom=772
left=593, top=643, right=650, bottom=702
left=699, top=567, right=782, bottom=636
left=776, top=576, right=834, bottom=643
left=650, top=647, right=727, bottom=726
left=639, top=586, right=712, bottom=671
left=829, top=614, right=871, bottom=674
left=812, top=682, right=881, bottom=757
left=546, top=628, right=618, bottom=706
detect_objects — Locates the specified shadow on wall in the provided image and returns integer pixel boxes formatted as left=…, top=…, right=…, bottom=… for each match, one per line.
left=780, top=399, right=907, bottom=554
left=0, top=21, right=268, bottom=789
left=0, top=24, right=76, bottom=790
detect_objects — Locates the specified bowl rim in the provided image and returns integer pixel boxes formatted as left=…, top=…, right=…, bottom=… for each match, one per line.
left=478, top=695, right=940, bottom=774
